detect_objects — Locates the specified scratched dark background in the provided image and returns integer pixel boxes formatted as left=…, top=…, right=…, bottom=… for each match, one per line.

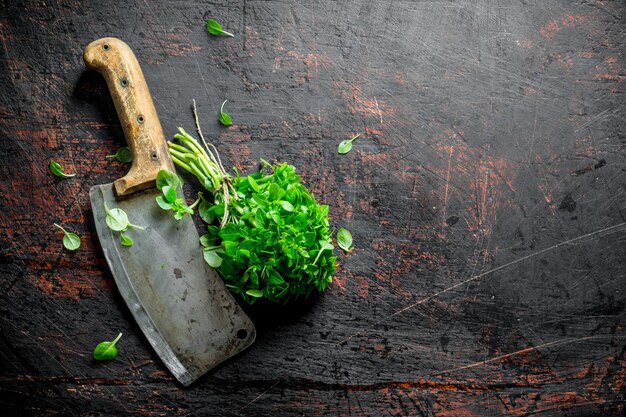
left=1, top=0, right=625, bottom=416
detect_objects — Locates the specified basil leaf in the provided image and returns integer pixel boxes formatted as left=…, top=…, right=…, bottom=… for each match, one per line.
left=104, top=202, right=130, bottom=232
left=106, top=146, right=133, bottom=163
left=199, top=233, right=218, bottom=248
left=245, top=289, right=264, bottom=298
left=156, top=170, right=180, bottom=191
left=103, top=202, right=143, bottom=232
left=54, top=223, right=80, bottom=251
left=49, top=160, right=76, bottom=178
left=337, top=133, right=361, bottom=155
left=219, top=112, right=232, bottom=126
left=203, top=249, right=223, bottom=268
left=162, top=185, right=177, bottom=203
left=206, top=19, right=234, bottom=37
left=337, top=228, right=353, bottom=252
left=155, top=195, right=172, bottom=210
left=337, top=140, right=353, bottom=154
left=198, top=200, right=214, bottom=224
left=281, top=201, right=294, bottom=212
left=219, top=100, right=233, bottom=126
left=92, top=333, right=122, bottom=361
left=120, top=233, right=133, bottom=247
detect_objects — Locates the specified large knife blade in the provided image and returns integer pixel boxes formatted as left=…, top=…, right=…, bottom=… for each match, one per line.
left=84, top=37, right=255, bottom=386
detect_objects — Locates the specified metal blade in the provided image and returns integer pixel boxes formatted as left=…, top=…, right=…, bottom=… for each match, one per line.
left=90, top=183, right=255, bottom=386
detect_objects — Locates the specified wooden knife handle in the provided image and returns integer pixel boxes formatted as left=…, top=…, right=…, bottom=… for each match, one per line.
left=84, top=37, right=173, bottom=196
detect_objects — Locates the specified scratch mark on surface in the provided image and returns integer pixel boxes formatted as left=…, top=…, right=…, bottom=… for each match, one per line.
left=374, top=96, right=383, bottom=124
left=435, top=335, right=619, bottom=375
left=336, top=222, right=626, bottom=346
left=442, top=146, right=454, bottom=229
left=238, top=379, right=282, bottom=412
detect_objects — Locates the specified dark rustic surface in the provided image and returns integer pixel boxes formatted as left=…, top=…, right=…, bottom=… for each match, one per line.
left=1, top=0, right=625, bottom=416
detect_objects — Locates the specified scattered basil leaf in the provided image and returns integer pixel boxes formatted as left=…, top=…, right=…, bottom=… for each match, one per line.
left=206, top=19, right=234, bottom=37
left=54, top=223, right=80, bottom=251
left=106, top=147, right=133, bottom=163
left=337, top=133, right=361, bottom=155
left=337, top=228, right=353, bottom=252
left=92, top=333, right=122, bottom=361
left=104, top=202, right=130, bottom=231
left=219, top=100, right=233, bottom=126
left=49, top=160, right=76, bottom=178
left=120, top=233, right=133, bottom=247
left=103, top=202, right=144, bottom=233
left=161, top=261, right=165, bottom=269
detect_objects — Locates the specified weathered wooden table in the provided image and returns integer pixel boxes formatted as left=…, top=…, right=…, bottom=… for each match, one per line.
left=1, top=1, right=624, bottom=415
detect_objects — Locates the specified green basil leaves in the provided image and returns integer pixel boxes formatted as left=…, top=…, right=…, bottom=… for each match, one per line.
left=206, top=19, right=234, bottom=37
left=92, top=333, right=122, bottom=361
left=49, top=160, right=76, bottom=178
left=54, top=223, right=81, bottom=251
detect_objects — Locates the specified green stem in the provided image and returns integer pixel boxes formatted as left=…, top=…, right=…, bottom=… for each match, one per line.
left=171, top=155, right=193, bottom=172
left=176, top=130, right=208, bottom=160
left=111, top=333, right=122, bottom=346
left=169, top=148, right=193, bottom=163
left=188, top=159, right=210, bottom=186
left=53, top=223, right=66, bottom=233
left=189, top=194, right=202, bottom=210
left=167, top=141, right=192, bottom=154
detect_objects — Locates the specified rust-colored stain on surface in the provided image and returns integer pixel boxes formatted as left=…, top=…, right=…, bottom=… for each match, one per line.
left=539, top=14, right=587, bottom=39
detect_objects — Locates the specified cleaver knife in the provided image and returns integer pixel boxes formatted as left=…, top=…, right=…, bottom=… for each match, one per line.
left=84, top=37, right=255, bottom=386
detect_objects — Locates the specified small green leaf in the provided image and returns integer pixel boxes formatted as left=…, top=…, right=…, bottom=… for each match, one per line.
left=106, top=147, right=133, bottom=163
left=337, top=228, right=353, bottom=252
left=281, top=201, right=294, bottom=212
left=156, top=170, right=180, bottom=191
left=49, top=160, right=76, bottom=178
left=219, top=223, right=240, bottom=242
left=92, top=333, right=122, bottom=361
left=161, top=261, right=165, bottom=269
left=203, top=250, right=223, bottom=268
left=198, top=200, right=214, bottom=224
left=104, top=202, right=130, bottom=232
left=246, top=289, right=264, bottom=298
left=219, top=112, right=232, bottom=126
left=247, top=175, right=260, bottom=192
left=162, top=185, right=178, bottom=203
left=313, top=241, right=334, bottom=264
left=338, top=133, right=361, bottom=155
left=200, top=233, right=218, bottom=248
left=268, top=183, right=282, bottom=201
left=206, top=18, right=234, bottom=37
left=54, top=223, right=80, bottom=251
left=155, top=195, right=172, bottom=210
left=120, top=233, right=133, bottom=247
left=219, top=100, right=232, bottom=126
